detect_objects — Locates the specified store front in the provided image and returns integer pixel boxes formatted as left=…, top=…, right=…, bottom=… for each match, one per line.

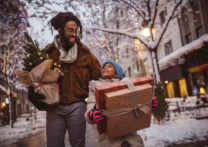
left=160, top=65, right=188, bottom=98
left=184, top=43, right=208, bottom=96
left=187, top=64, right=208, bottom=96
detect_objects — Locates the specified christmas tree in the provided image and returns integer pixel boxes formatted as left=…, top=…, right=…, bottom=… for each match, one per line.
left=152, top=82, right=168, bottom=123
left=22, top=32, right=48, bottom=71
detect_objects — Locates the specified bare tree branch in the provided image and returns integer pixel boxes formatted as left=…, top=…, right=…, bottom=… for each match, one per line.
left=119, top=0, right=145, bottom=20
left=153, top=0, right=183, bottom=50
left=151, top=0, right=159, bottom=28
left=93, top=27, right=149, bottom=48
left=147, top=0, right=151, bottom=22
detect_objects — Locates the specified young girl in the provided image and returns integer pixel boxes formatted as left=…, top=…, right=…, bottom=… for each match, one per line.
left=85, top=60, right=157, bottom=147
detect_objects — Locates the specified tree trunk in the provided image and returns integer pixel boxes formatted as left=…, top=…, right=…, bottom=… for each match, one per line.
left=151, top=50, right=161, bottom=83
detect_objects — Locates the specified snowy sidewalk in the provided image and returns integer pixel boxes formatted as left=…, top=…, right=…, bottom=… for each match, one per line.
left=138, top=117, right=208, bottom=146
left=0, top=111, right=46, bottom=147
left=0, top=98, right=208, bottom=147
left=138, top=96, right=208, bottom=146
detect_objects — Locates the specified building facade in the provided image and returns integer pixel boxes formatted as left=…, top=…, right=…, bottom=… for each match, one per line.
left=158, top=0, right=208, bottom=98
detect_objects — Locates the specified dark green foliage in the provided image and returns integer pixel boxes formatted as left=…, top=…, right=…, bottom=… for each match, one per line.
left=22, top=32, right=48, bottom=71
left=152, top=82, right=168, bottom=122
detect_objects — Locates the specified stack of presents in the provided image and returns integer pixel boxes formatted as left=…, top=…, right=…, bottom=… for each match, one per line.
left=95, top=76, right=154, bottom=138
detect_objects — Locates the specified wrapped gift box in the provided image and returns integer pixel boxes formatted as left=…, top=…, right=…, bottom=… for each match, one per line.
left=34, top=83, right=60, bottom=105
left=29, top=60, right=61, bottom=105
left=104, top=83, right=153, bottom=138
left=95, top=76, right=154, bottom=135
left=16, top=59, right=61, bottom=105
left=95, top=76, right=154, bottom=109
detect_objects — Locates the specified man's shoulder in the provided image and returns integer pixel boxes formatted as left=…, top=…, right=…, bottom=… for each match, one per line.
left=44, top=42, right=56, bottom=53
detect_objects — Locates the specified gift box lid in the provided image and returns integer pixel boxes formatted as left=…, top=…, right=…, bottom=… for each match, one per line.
left=95, top=76, right=154, bottom=108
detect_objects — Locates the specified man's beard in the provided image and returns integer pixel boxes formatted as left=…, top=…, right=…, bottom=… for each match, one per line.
left=60, top=34, right=76, bottom=51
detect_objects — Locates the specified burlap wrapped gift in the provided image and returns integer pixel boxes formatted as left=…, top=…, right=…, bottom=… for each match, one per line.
left=16, top=59, right=61, bottom=105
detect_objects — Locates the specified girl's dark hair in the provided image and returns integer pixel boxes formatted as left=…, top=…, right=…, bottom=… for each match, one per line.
left=50, top=12, right=82, bottom=39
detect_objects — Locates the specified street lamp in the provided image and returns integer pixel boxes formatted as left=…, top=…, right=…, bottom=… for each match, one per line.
left=1, top=102, right=6, bottom=108
left=139, top=27, right=156, bottom=40
left=140, top=27, right=151, bottom=38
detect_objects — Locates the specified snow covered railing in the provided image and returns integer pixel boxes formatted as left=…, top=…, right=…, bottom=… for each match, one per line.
left=165, top=96, right=208, bottom=121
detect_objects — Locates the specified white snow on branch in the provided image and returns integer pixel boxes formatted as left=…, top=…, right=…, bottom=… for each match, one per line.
left=93, top=27, right=149, bottom=48
left=159, top=34, right=208, bottom=68
left=120, top=0, right=145, bottom=19
left=0, top=111, right=46, bottom=145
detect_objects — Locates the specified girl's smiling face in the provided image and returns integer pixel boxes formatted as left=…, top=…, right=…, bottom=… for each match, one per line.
left=101, top=63, right=117, bottom=79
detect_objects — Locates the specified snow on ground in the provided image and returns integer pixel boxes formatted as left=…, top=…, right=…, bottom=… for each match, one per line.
left=0, top=111, right=46, bottom=145
left=138, top=117, right=208, bottom=146
left=0, top=97, right=208, bottom=146
left=138, top=96, right=208, bottom=146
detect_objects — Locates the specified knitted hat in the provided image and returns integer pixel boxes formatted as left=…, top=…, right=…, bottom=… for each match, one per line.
left=101, top=60, right=124, bottom=80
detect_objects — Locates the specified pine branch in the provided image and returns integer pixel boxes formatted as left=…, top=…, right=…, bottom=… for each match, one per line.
left=22, top=32, right=48, bottom=71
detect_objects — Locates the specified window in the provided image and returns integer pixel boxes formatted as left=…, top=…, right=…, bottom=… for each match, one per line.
left=164, top=41, right=173, bottom=55
left=160, top=8, right=167, bottom=25
left=196, top=26, right=203, bottom=38
left=185, top=33, right=192, bottom=44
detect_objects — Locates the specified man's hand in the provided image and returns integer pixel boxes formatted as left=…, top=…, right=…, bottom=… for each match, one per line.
left=28, top=86, right=49, bottom=111
left=86, top=108, right=105, bottom=123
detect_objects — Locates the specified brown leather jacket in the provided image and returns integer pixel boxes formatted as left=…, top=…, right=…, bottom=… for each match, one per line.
left=44, top=40, right=101, bottom=104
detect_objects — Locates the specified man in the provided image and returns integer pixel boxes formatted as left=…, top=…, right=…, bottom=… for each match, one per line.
left=28, top=12, right=101, bottom=147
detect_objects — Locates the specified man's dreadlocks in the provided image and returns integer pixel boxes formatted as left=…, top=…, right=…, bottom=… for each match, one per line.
left=50, top=12, right=82, bottom=39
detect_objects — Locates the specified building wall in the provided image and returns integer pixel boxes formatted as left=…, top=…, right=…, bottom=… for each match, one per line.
left=155, top=0, right=183, bottom=59
left=179, top=0, right=208, bottom=45
left=153, top=0, right=208, bottom=98
left=119, top=38, right=142, bottom=78
left=157, top=18, right=182, bottom=59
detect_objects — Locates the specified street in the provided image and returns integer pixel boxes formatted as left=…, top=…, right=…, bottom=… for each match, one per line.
left=14, top=129, right=208, bottom=147
left=17, top=130, right=46, bottom=147
left=15, top=124, right=99, bottom=147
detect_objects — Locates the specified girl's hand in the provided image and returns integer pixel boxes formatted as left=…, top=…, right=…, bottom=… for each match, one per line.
left=86, top=108, right=105, bottom=123
left=152, top=96, right=158, bottom=109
